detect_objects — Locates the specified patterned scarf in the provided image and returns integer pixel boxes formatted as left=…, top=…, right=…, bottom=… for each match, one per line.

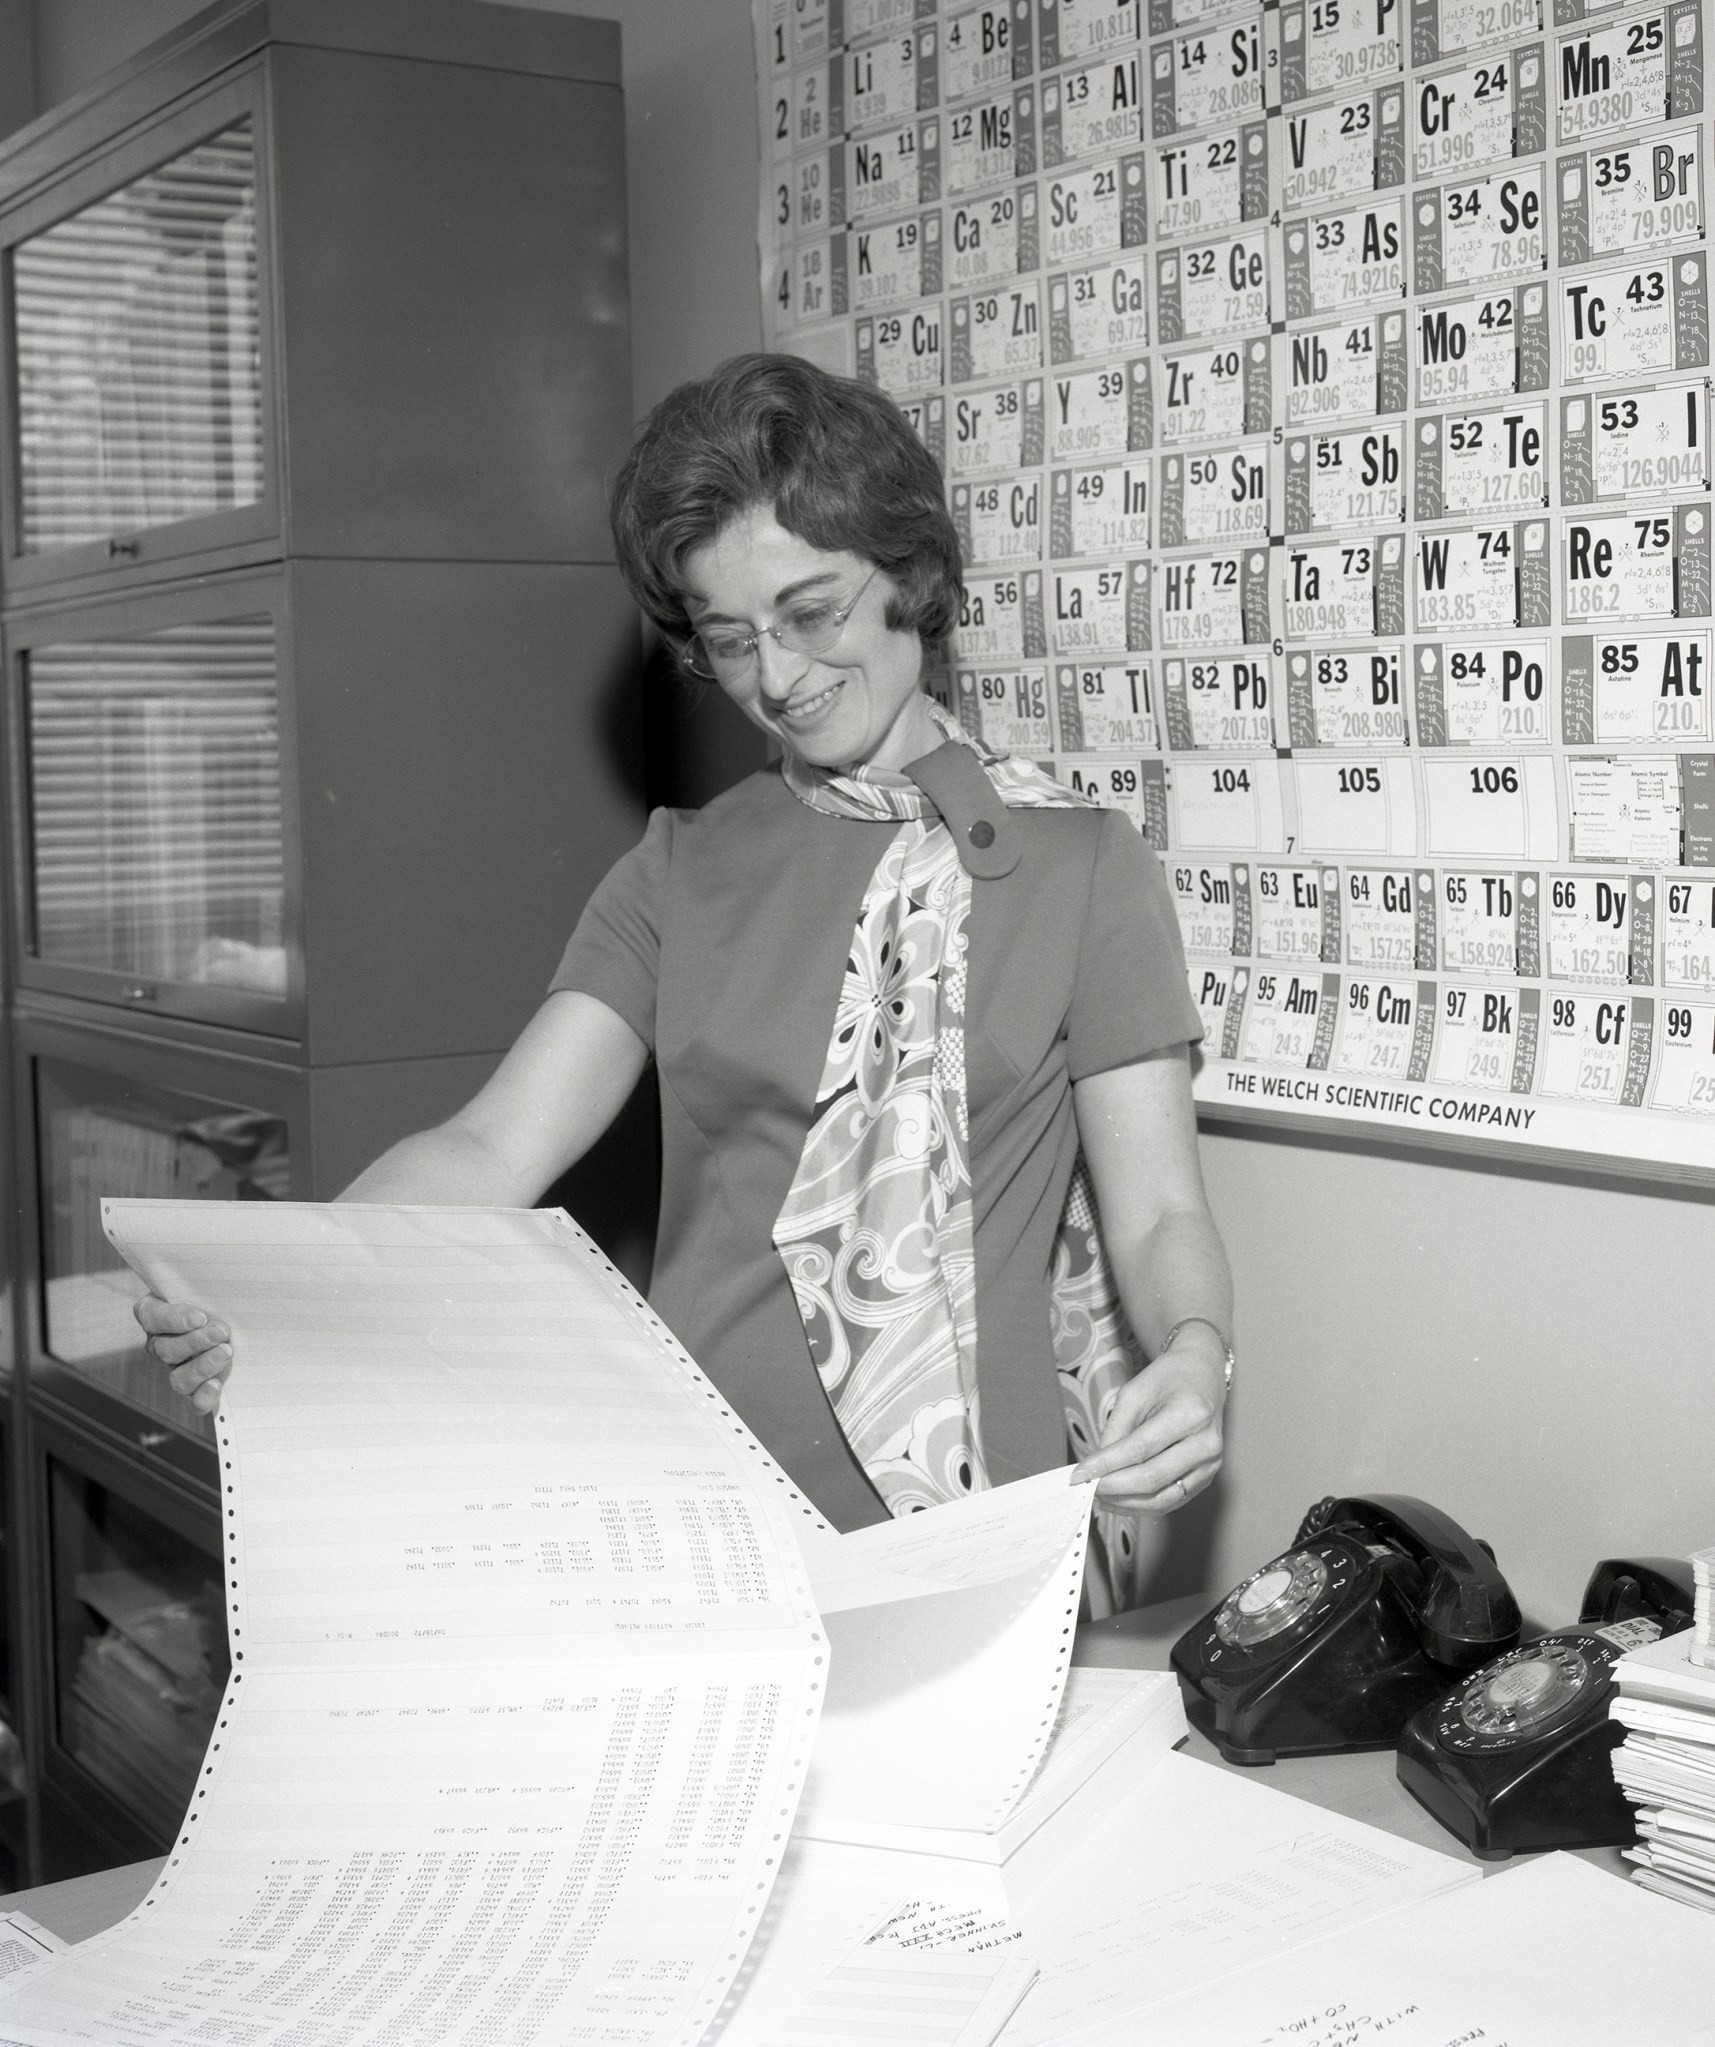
left=773, top=705, right=1148, bottom=1604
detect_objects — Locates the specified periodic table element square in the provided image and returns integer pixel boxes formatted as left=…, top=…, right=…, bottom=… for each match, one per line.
left=1558, top=379, right=1709, bottom=505
left=1156, top=547, right=1273, bottom=645
left=1431, top=980, right=1542, bottom=1094
left=1158, top=650, right=1277, bottom=747
left=1282, top=87, right=1406, bottom=211
left=1281, top=198, right=1406, bottom=317
left=1153, top=120, right=1270, bottom=238
left=1169, top=856, right=1250, bottom=958
left=1561, top=628, right=1714, bottom=743
left=1158, top=442, right=1271, bottom=545
left=1554, top=1, right=1704, bottom=150
left=854, top=304, right=945, bottom=392
left=1252, top=863, right=1340, bottom=962
left=1146, top=0, right=1257, bottom=29
left=1041, top=50, right=1146, bottom=162
left=1334, top=974, right=1436, bottom=1081
left=951, top=472, right=1046, bottom=565
left=1155, top=229, right=1269, bottom=341
left=1412, top=636, right=1553, bottom=746
left=1293, top=756, right=1420, bottom=856
left=1414, top=282, right=1551, bottom=405
left=1168, top=756, right=1291, bottom=851
left=1053, top=657, right=1159, bottom=748
left=843, top=0, right=942, bottom=44
left=1413, top=518, right=1553, bottom=633
left=957, top=567, right=1050, bottom=659
left=1566, top=754, right=1687, bottom=865
left=1158, top=333, right=1273, bottom=445
left=1651, top=995, right=1715, bottom=1109
left=1149, top=17, right=1265, bottom=135
left=1049, top=559, right=1154, bottom=649
left=776, top=232, right=851, bottom=329
left=1047, top=254, right=1152, bottom=361
left=1282, top=643, right=1409, bottom=746
left=1561, top=504, right=1713, bottom=625
left=1284, top=422, right=1408, bottom=533
left=1412, top=0, right=1542, bottom=67
left=841, top=30, right=939, bottom=133
left=1558, top=250, right=1710, bottom=381
left=1280, top=0, right=1403, bottom=104
left=945, top=86, right=1033, bottom=196
left=1556, top=127, right=1705, bottom=264
left=832, top=116, right=943, bottom=228
left=1412, top=167, right=1548, bottom=292
left=1436, top=867, right=1542, bottom=976
left=1544, top=867, right=1647, bottom=983
left=1420, top=752, right=1562, bottom=859
left=850, top=209, right=943, bottom=312
left=947, top=186, right=1040, bottom=290
left=1047, top=357, right=1154, bottom=458
left=1284, top=310, right=1409, bottom=429
left=1237, top=965, right=1343, bottom=1069
left=896, top=390, right=948, bottom=466
left=1412, top=43, right=1550, bottom=183
left=943, top=1, right=1026, bottom=104
left=1041, top=0, right=1142, bottom=68
left=952, top=665, right=1056, bottom=752
left=1055, top=754, right=1171, bottom=839
left=1043, top=153, right=1151, bottom=261
left=1341, top=868, right=1424, bottom=970
left=1283, top=534, right=1408, bottom=641
left=1048, top=457, right=1153, bottom=554
left=947, top=376, right=1048, bottom=476
left=1413, top=399, right=1549, bottom=521
left=949, top=281, right=1046, bottom=379
left=1662, top=876, right=1715, bottom=990
left=1538, top=988, right=1653, bottom=1108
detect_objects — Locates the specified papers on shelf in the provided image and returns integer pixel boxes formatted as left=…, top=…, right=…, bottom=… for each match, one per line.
left=1614, top=1620, right=1715, bottom=1918
left=1114, top=1851, right=1715, bottom=2047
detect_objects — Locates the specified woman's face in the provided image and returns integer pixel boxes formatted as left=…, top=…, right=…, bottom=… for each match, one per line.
left=681, top=506, right=942, bottom=773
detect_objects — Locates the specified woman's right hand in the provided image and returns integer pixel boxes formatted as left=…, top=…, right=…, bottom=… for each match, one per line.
left=135, top=1296, right=232, bottom=1414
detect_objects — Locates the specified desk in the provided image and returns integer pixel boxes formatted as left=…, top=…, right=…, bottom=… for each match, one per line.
left=0, top=1595, right=1625, bottom=1944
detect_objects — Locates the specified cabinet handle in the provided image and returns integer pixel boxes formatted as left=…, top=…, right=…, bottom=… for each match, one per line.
left=136, top=1430, right=171, bottom=1450
left=122, top=984, right=157, bottom=1003
left=107, top=537, right=140, bottom=559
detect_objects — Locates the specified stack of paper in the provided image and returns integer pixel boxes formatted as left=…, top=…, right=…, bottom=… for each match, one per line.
left=1612, top=1621, right=1715, bottom=1913
left=1694, top=1543, right=1715, bottom=1667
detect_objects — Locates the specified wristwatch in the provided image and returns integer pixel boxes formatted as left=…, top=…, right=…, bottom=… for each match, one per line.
left=1161, top=1315, right=1235, bottom=1396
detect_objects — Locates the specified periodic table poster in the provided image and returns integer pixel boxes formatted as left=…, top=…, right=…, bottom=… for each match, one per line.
left=752, top=0, right=1715, bottom=1178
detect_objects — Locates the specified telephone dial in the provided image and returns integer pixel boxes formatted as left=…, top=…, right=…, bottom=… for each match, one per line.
left=1395, top=1555, right=1696, bottom=1859
left=1170, top=1495, right=1522, bottom=1766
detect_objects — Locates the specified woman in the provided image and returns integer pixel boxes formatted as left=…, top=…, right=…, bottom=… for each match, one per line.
left=140, top=355, right=1234, bottom=1593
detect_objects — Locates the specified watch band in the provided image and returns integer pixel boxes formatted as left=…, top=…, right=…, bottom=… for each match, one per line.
left=1160, top=1315, right=1235, bottom=1395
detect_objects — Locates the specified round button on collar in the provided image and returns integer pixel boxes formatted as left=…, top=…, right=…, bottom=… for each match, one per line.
left=968, top=819, right=996, bottom=848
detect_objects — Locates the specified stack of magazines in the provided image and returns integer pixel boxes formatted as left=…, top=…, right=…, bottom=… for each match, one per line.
left=1612, top=1546, right=1715, bottom=1912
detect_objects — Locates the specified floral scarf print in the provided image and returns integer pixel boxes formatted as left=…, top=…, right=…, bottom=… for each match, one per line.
left=773, top=705, right=1150, bottom=1606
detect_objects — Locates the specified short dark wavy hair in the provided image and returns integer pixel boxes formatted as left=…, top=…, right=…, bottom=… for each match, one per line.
left=609, top=354, right=963, bottom=650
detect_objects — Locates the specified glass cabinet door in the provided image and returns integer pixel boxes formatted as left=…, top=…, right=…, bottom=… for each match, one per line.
left=11, top=122, right=263, bottom=560
left=22, top=612, right=287, bottom=1007
left=35, top=1055, right=288, bottom=1443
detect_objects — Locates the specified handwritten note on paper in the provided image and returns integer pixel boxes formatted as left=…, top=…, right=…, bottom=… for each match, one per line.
left=1117, top=1852, right=1715, bottom=2047
left=0, top=1204, right=829, bottom=2047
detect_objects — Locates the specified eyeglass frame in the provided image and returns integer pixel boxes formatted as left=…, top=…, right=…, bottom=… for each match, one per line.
left=674, top=562, right=885, bottom=681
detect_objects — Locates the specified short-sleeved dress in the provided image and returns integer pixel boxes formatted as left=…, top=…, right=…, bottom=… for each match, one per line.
left=552, top=740, right=1202, bottom=1531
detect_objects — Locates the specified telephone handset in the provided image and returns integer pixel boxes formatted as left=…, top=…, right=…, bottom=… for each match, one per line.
left=1170, top=1494, right=1522, bottom=1766
left=1396, top=1555, right=1696, bottom=1859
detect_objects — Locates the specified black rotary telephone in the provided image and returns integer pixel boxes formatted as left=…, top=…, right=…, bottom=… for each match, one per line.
left=1170, top=1495, right=1522, bottom=1765
left=1395, top=1556, right=1696, bottom=1859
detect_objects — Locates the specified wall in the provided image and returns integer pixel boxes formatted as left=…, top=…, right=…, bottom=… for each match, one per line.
left=20, top=0, right=1714, bottom=1624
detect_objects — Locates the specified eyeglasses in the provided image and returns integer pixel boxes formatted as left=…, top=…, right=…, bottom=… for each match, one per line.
left=679, top=564, right=882, bottom=681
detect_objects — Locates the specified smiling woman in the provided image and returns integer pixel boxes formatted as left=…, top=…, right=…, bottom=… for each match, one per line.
left=139, top=353, right=1236, bottom=1610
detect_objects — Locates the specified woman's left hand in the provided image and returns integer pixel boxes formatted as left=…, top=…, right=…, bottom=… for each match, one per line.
left=1071, top=1323, right=1227, bottom=1513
